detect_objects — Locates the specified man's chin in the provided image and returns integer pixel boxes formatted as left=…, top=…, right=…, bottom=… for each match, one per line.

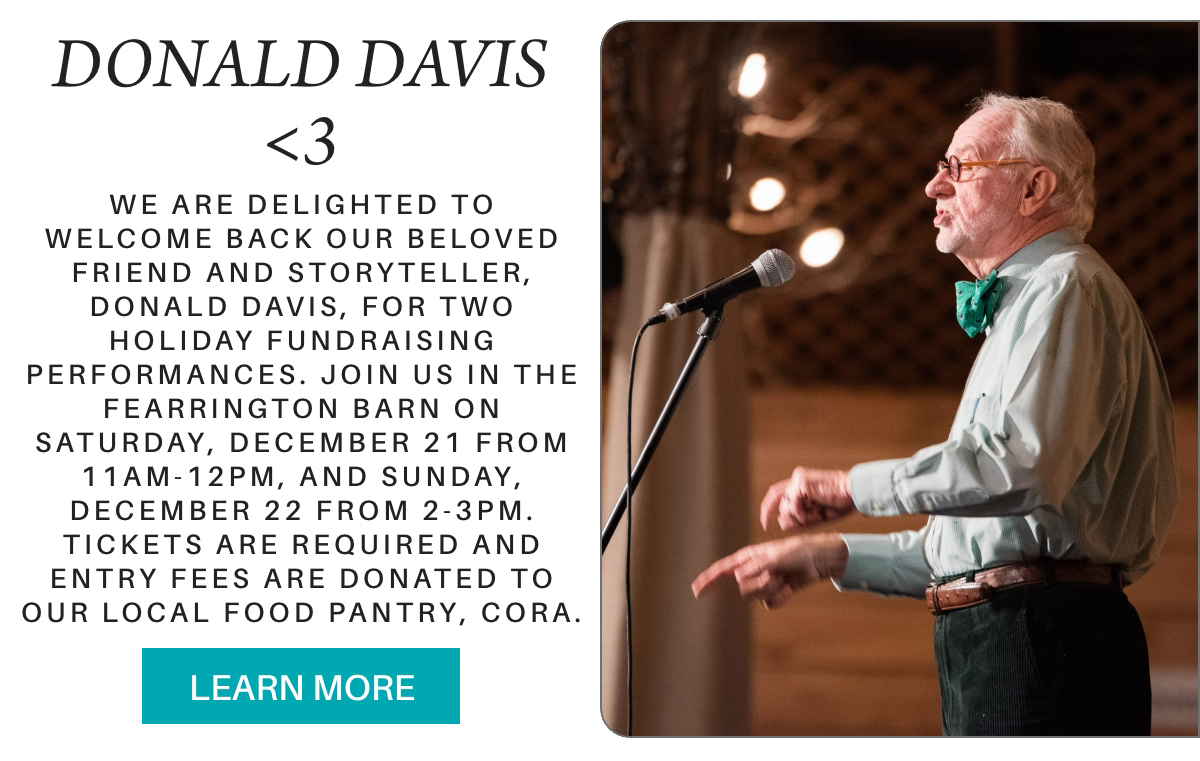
left=935, top=230, right=959, bottom=254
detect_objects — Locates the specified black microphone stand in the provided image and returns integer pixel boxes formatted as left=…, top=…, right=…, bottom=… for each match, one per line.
left=601, top=305, right=724, bottom=553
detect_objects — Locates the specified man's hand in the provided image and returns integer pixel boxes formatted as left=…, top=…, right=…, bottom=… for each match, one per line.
left=691, top=534, right=849, bottom=609
left=760, top=466, right=855, bottom=530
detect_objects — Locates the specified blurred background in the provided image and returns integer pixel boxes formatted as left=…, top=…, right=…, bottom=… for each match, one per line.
left=600, top=22, right=1197, bottom=736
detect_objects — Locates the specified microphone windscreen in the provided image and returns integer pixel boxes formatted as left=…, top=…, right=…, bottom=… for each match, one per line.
left=755, top=248, right=796, bottom=288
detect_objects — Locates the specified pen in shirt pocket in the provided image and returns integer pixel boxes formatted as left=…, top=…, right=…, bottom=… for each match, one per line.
left=969, top=392, right=986, bottom=424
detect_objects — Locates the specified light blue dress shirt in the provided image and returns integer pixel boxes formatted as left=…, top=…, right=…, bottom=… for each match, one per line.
left=837, top=228, right=1178, bottom=597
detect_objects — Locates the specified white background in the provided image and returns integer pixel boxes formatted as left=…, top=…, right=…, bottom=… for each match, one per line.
left=1, top=2, right=1193, bottom=758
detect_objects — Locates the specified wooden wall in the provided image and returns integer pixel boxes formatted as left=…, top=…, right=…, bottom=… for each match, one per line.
left=748, top=387, right=1198, bottom=735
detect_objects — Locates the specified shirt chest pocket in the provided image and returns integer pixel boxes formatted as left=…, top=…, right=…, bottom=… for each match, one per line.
left=969, top=391, right=1003, bottom=430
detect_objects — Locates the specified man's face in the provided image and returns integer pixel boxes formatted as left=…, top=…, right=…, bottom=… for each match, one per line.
left=926, top=108, right=1022, bottom=257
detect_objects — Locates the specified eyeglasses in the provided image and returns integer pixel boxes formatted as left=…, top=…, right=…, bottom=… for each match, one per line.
left=937, top=156, right=1030, bottom=182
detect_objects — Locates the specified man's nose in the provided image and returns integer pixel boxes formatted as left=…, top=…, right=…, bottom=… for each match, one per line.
left=926, top=167, right=955, bottom=200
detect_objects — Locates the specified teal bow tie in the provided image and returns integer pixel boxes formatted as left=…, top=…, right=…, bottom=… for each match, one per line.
left=955, top=270, right=1005, bottom=338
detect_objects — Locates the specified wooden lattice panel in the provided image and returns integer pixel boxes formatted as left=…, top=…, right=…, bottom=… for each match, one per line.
left=1041, top=74, right=1198, bottom=396
left=744, top=64, right=991, bottom=389
left=744, top=67, right=1198, bottom=397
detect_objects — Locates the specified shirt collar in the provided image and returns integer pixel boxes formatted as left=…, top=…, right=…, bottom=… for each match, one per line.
left=996, top=226, right=1084, bottom=280
left=983, top=227, right=1083, bottom=337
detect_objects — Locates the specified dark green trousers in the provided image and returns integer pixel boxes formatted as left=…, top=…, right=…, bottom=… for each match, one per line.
left=934, top=583, right=1151, bottom=736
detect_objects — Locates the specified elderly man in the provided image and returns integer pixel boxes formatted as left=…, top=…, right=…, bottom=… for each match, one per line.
left=692, top=94, right=1177, bottom=736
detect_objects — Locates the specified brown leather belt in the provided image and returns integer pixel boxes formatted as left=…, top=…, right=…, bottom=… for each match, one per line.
left=926, top=560, right=1119, bottom=615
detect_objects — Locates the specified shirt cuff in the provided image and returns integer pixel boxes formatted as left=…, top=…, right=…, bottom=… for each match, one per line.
left=848, top=458, right=907, bottom=516
left=832, top=532, right=931, bottom=598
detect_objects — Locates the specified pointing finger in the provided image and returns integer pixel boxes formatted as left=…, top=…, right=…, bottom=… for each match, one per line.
left=691, top=549, right=755, bottom=598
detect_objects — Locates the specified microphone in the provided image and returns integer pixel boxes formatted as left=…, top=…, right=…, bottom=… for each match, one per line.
left=648, top=248, right=795, bottom=325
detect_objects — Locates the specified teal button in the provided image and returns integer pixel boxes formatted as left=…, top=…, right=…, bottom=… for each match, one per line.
left=142, top=648, right=459, bottom=724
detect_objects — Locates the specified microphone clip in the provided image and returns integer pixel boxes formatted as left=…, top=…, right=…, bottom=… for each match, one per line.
left=697, top=305, right=724, bottom=339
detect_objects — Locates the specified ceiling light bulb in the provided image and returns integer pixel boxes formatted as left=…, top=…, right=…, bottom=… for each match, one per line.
left=749, top=177, right=786, bottom=211
left=800, top=227, right=844, bottom=267
left=738, top=53, right=766, bottom=98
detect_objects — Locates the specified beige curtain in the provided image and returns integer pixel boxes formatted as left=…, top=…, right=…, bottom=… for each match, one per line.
left=601, top=210, right=751, bottom=735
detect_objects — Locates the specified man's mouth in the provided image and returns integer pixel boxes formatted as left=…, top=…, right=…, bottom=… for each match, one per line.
left=934, top=209, right=950, bottom=227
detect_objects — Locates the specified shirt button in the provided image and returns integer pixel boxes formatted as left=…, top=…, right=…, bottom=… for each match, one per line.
left=871, top=500, right=882, bottom=512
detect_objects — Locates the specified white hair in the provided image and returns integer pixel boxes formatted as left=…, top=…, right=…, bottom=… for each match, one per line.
left=971, top=93, right=1097, bottom=235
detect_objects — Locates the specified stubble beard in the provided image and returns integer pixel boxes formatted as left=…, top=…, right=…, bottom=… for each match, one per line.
left=935, top=200, right=1003, bottom=255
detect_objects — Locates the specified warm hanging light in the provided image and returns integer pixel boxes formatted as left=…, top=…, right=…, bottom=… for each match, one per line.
left=738, top=53, right=766, bottom=97
left=748, top=177, right=786, bottom=211
left=800, top=227, right=844, bottom=267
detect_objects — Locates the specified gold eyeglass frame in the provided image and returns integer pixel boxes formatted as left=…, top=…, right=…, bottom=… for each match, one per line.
left=937, top=156, right=1030, bottom=181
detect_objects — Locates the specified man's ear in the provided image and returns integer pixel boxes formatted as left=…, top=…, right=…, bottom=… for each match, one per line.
left=1019, top=167, right=1058, bottom=216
